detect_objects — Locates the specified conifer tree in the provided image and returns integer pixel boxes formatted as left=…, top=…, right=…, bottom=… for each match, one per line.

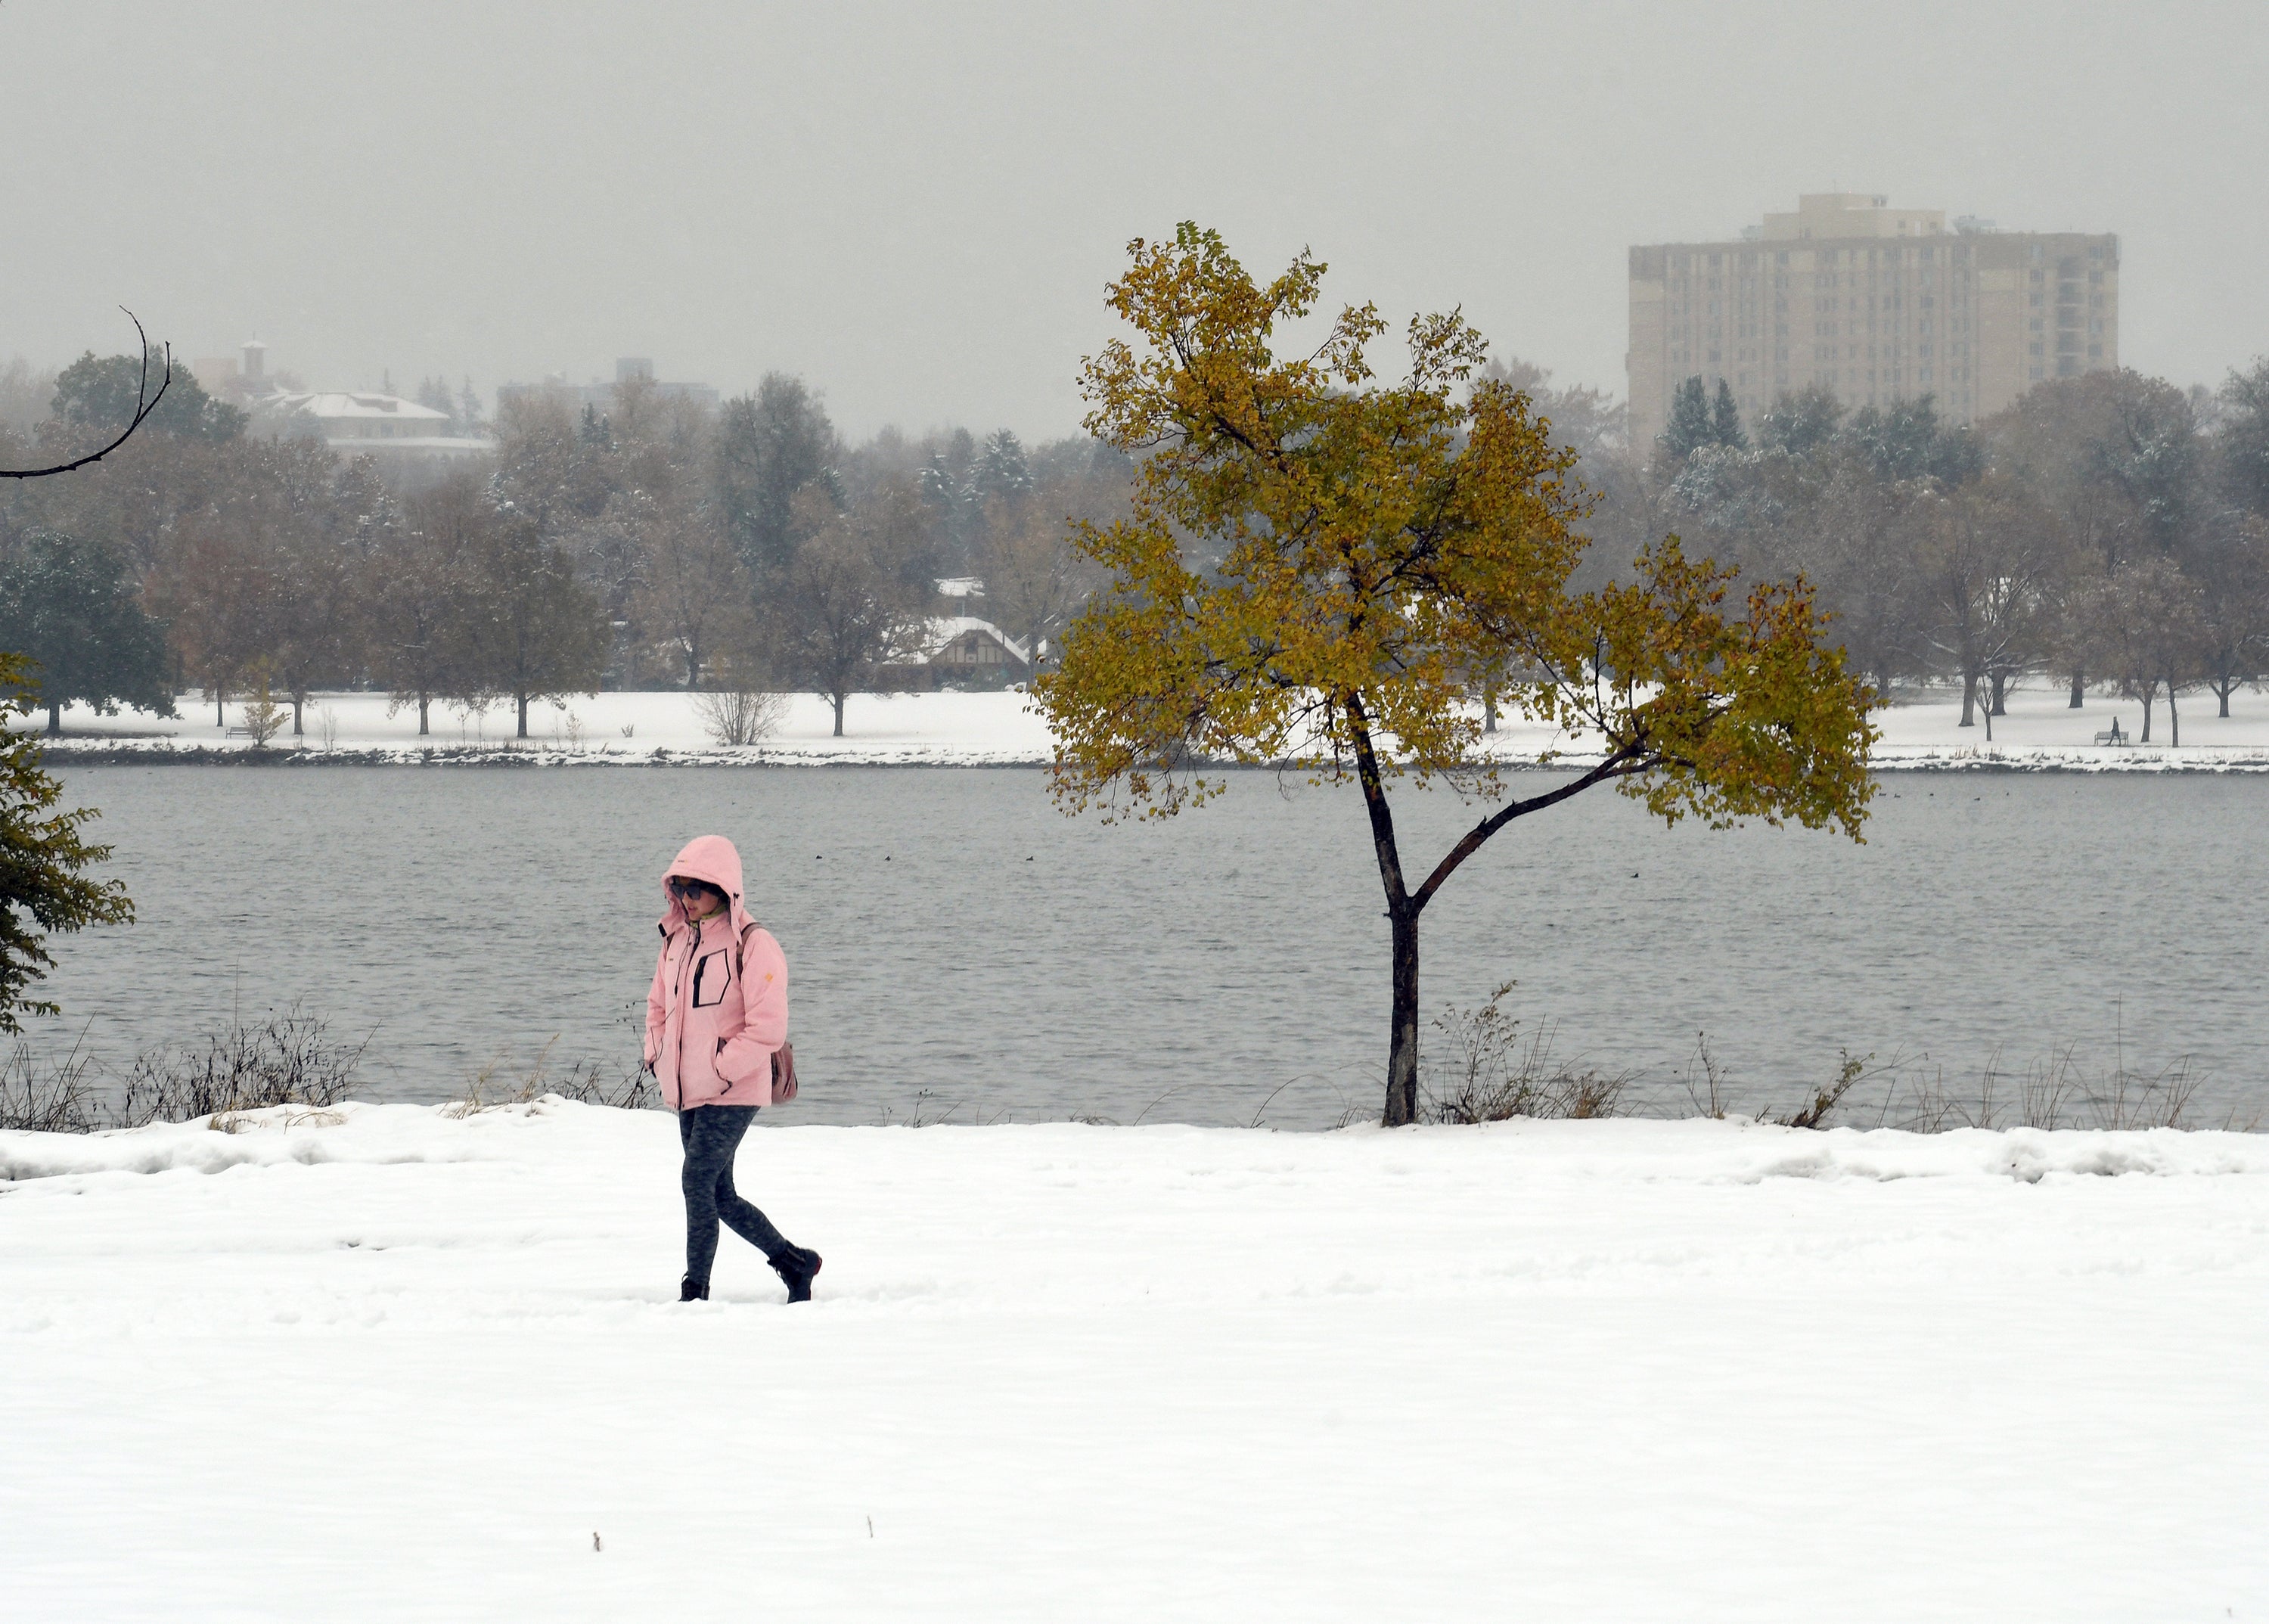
left=1659, top=376, right=1713, bottom=461
left=0, top=653, right=133, bottom=1031
left=1710, top=380, right=1747, bottom=450
left=0, top=531, right=174, bottom=734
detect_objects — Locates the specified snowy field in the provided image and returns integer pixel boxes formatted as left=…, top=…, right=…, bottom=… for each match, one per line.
left=3, top=1103, right=2264, bottom=1621
left=18, top=681, right=2269, bottom=769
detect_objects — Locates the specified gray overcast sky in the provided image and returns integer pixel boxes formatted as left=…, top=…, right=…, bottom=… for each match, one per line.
left=5, top=0, right=2264, bottom=440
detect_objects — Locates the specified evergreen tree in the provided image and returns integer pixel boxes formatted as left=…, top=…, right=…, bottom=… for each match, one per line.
left=970, top=429, right=1034, bottom=505
left=1756, top=385, right=1844, bottom=458
left=2220, top=357, right=2269, bottom=517
left=50, top=352, right=245, bottom=442
left=455, top=378, right=486, bottom=439
left=715, top=373, right=839, bottom=580
left=0, top=531, right=175, bottom=734
left=1658, top=376, right=1712, bottom=461
left=1840, top=396, right=1981, bottom=485
left=0, top=651, right=133, bottom=1031
left=1710, top=380, right=1747, bottom=451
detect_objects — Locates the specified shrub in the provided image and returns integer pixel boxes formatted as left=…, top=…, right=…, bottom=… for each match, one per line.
left=1421, top=983, right=1631, bottom=1123
left=114, top=1007, right=368, bottom=1126
left=691, top=683, right=787, bottom=747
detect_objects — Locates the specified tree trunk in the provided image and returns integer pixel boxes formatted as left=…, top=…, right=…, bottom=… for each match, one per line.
left=417, top=694, right=430, bottom=736
left=2140, top=689, right=2153, bottom=744
left=46, top=700, right=61, bottom=735
left=291, top=694, right=304, bottom=736
left=2217, top=677, right=2233, bottom=718
left=215, top=691, right=225, bottom=727
left=1344, top=694, right=1420, bottom=1127
left=2069, top=668, right=2084, bottom=708
left=831, top=691, right=846, bottom=737
left=2167, top=685, right=2179, bottom=748
left=1386, top=907, right=1421, bottom=1127
left=517, top=692, right=529, bottom=738
left=1482, top=688, right=1498, bottom=735
left=1958, top=671, right=1977, bottom=728
left=1988, top=670, right=2007, bottom=716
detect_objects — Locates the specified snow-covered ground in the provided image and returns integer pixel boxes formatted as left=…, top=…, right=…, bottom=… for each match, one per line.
left=3, top=1103, right=2263, bottom=1621
left=17, top=688, right=1059, bottom=765
left=16, top=680, right=2269, bottom=768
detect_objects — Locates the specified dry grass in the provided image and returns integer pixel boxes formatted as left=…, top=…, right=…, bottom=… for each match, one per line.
left=446, top=1040, right=656, bottom=1116
left=4, top=1014, right=655, bottom=1134
left=1420, top=983, right=1634, bottom=1124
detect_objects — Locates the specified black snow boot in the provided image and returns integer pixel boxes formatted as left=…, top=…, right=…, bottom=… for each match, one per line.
left=678, top=1276, right=709, bottom=1303
left=771, top=1247, right=823, bottom=1304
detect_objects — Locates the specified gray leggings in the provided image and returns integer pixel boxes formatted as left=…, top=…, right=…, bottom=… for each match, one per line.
left=679, top=1104, right=790, bottom=1286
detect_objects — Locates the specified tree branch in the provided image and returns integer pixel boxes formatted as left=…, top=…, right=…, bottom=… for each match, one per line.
left=0, top=309, right=173, bottom=480
left=1410, top=747, right=1647, bottom=914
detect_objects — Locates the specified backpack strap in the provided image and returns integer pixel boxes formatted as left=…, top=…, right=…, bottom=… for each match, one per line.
left=735, top=920, right=799, bottom=1102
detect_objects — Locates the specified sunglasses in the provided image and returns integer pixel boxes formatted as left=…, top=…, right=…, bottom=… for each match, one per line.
left=668, top=877, right=721, bottom=899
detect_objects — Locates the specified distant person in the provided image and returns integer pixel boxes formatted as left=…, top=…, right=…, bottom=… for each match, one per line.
left=644, top=835, right=822, bottom=1304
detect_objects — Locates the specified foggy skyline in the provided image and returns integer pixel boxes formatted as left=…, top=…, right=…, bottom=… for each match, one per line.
left=5, top=0, right=2264, bottom=440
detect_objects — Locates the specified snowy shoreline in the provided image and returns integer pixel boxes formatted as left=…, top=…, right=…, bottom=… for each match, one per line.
left=17, top=684, right=2269, bottom=772
left=22, top=736, right=2269, bottom=773
left=4, top=1100, right=2264, bottom=1620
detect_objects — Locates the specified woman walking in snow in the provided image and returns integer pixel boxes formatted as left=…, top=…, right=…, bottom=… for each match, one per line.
left=644, top=834, right=822, bottom=1304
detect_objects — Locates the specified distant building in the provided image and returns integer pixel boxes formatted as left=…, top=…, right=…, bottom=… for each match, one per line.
left=888, top=616, right=1032, bottom=688
left=1627, top=194, right=2120, bottom=450
left=495, top=356, right=719, bottom=418
left=190, top=339, right=283, bottom=407
left=189, top=339, right=497, bottom=485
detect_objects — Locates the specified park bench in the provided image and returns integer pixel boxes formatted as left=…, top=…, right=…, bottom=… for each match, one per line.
left=2091, top=722, right=2130, bottom=746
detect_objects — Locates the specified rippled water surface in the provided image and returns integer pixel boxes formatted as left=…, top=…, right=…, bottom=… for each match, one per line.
left=28, top=765, right=2267, bottom=1128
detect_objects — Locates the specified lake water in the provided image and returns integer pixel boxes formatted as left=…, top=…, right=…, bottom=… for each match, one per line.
left=24, top=765, right=2267, bottom=1129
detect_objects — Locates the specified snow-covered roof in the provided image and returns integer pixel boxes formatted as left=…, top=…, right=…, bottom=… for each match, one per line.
left=269, top=392, right=453, bottom=423
left=935, top=576, right=986, bottom=598
left=912, top=616, right=1029, bottom=665
left=328, top=436, right=498, bottom=454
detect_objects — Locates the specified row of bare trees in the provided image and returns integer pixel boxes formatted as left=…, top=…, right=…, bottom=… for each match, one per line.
left=1, top=358, right=1127, bottom=738
left=1516, top=357, right=2269, bottom=743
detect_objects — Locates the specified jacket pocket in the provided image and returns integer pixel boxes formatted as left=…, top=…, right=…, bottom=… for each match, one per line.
left=691, top=949, right=729, bottom=1008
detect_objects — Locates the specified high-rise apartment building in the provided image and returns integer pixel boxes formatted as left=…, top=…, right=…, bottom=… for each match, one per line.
left=1626, top=194, right=2118, bottom=452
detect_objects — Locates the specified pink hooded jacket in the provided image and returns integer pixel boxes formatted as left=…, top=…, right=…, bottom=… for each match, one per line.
left=644, top=835, right=788, bottom=1111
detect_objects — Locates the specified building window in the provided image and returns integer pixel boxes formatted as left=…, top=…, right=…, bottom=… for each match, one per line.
left=2031, top=365, right=2045, bottom=378
left=2029, top=340, right=2044, bottom=356
left=2089, top=344, right=2103, bottom=359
